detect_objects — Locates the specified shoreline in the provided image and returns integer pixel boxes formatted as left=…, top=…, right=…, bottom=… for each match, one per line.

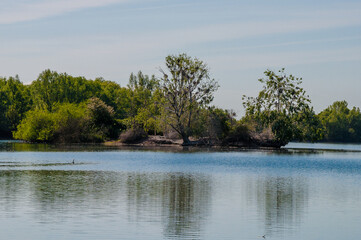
left=2, top=137, right=361, bottom=153
left=104, top=135, right=285, bottom=151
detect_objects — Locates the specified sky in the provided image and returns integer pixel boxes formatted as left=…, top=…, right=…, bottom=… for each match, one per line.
left=1, top=0, right=361, bottom=116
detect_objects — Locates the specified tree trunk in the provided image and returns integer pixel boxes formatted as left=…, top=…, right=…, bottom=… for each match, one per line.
left=181, top=132, right=191, bottom=145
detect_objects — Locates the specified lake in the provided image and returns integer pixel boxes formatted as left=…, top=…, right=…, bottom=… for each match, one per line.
left=0, top=141, right=360, bottom=240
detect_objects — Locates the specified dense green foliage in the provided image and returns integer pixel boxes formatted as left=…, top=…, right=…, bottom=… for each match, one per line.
left=0, top=76, right=31, bottom=138
left=14, top=98, right=118, bottom=143
left=121, top=71, right=160, bottom=132
left=243, top=69, right=323, bottom=146
left=2, top=70, right=125, bottom=142
left=0, top=55, right=360, bottom=146
left=318, top=101, right=361, bottom=143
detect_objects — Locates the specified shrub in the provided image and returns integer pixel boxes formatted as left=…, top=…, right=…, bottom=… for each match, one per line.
left=86, top=97, right=120, bottom=140
left=13, top=109, right=56, bottom=142
left=52, top=103, right=88, bottom=143
left=119, top=128, right=148, bottom=143
left=13, top=102, right=117, bottom=143
left=223, top=123, right=251, bottom=145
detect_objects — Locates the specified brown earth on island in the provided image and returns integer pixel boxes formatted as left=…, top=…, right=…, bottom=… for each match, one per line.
left=106, top=131, right=285, bottom=149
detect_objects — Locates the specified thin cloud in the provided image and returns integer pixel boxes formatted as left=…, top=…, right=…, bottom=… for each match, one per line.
left=206, top=47, right=361, bottom=71
left=210, top=36, right=361, bottom=52
left=82, top=7, right=361, bottom=50
left=0, top=0, right=128, bottom=24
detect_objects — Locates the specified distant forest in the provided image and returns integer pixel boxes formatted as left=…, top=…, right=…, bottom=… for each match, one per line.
left=1, top=54, right=360, bottom=147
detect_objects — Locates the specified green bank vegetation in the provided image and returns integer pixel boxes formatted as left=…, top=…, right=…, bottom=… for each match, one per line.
left=1, top=54, right=360, bottom=147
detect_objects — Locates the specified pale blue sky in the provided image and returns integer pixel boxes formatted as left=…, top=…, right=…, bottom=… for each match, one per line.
left=1, top=0, right=361, bottom=115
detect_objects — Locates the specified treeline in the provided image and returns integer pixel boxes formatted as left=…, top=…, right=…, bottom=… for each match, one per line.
left=318, top=101, right=361, bottom=142
left=1, top=54, right=361, bottom=146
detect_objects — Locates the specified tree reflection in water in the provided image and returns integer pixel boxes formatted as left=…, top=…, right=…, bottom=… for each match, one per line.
left=252, top=176, right=309, bottom=238
left=126, top=173, right=212, bottom=239
left=0, top=170, right=211, bottom=239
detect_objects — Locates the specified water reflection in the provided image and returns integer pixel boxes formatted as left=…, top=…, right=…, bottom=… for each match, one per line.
left=2, top=141, right=360, bottom=155
left=162, top=174, right=211, bottom=239
left=0, top=144, right=360, bottom=240
left=126, top=173, right=211, bottom=239
left=250, top=176, right=309, bottom=238
left=0, top=142, right=121, bottom=152
left=0, top=170, right=211, bottom=239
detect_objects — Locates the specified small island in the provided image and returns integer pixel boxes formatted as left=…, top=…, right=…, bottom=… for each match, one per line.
left=1, top=54, right=360, bottom=148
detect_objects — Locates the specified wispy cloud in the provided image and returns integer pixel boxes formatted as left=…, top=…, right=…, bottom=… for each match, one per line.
left=0, top=0, right=128, bottom=24
left=74, top=6, right=361, bottom=51
left=2, top=6, right=361, bottom=69
left=206, top=47, right=361, bottom=71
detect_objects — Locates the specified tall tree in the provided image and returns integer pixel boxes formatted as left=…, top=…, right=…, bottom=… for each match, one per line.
left=124, top=71, right=159, bottom=129
left=160, top=54, right=219, bottom=145
left=242, top=68, right=319, bottom=146
left=243, top=68, right=311, bottom=117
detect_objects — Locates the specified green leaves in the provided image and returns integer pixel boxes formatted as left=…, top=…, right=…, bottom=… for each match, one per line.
left=242, top=69, right=316, bottom=146
left=318, top=101, right=361, bottom=142
left=13, top=100, right=118, bottom=143
left=160, top=54, right=219, bottom=144
left=13, top=109, right=56, bottom=142
left=121, top=71, right=160, bottom=132
left=0, top=76, right=31, bottom=136
left=31, top=69, right=123, bottom=113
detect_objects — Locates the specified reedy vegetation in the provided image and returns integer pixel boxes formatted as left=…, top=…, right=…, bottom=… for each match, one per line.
left=0, top=54, right=360, bottom=146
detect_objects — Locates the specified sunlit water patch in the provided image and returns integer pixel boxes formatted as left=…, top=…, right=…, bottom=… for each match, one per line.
left=286, top=142, right=361, bottom=152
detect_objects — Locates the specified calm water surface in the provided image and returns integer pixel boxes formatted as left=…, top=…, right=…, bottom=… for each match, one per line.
left=0, top=141, right=361, bottom=240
